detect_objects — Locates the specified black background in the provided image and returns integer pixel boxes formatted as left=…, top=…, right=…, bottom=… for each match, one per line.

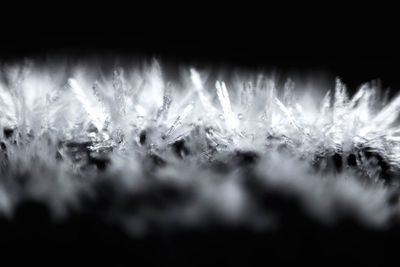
left=2, top=3, right=400, bottom=92
left=1, top=3, right=400, bottom=266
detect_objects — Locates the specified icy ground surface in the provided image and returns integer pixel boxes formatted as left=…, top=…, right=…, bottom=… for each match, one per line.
left=1, top=59, right=400, bottom=234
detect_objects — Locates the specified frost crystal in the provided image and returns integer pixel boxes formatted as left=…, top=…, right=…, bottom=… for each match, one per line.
left=1, top=60, right=400, bottom=232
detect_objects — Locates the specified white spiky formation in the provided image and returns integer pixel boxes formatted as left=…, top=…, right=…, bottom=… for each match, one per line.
left=0, top=59, right=399, bottom=233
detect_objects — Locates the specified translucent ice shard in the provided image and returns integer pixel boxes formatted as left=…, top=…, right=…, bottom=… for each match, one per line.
left=190, top=68, right=217, bottom=114
left=68, top=78, right=105, bottom=130
left=216, top=81, right=238, bottom=130
left=112, top=68, right=126, bottom=116
left=164, top=102, right=194, bottom=140
left=275, top=98, right=301, bottom=133
left=156, top=82, right=172, bottom=121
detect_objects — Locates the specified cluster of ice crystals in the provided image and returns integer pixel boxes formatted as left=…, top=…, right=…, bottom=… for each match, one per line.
left=1, top=61, right=400, bottom=174
left=1, top=59, right=400, bottom=230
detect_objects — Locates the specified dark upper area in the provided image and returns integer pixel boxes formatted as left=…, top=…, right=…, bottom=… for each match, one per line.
left=1, top=3, right=399, bottom=93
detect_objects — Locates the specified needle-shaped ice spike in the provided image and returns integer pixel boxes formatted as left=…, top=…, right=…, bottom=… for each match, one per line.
left=68, top=78, right=104, bottom=130
left=216, top=81, right=238, bottom=129
left=190, top=69, right=217, bottom=114
left=164, top=102, right=194, bottom=138
left=157, top=83, right=172, bottom=121
left=275, top=98, right=301, bottom=132
left=112, top=68, right=126, bottom=116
